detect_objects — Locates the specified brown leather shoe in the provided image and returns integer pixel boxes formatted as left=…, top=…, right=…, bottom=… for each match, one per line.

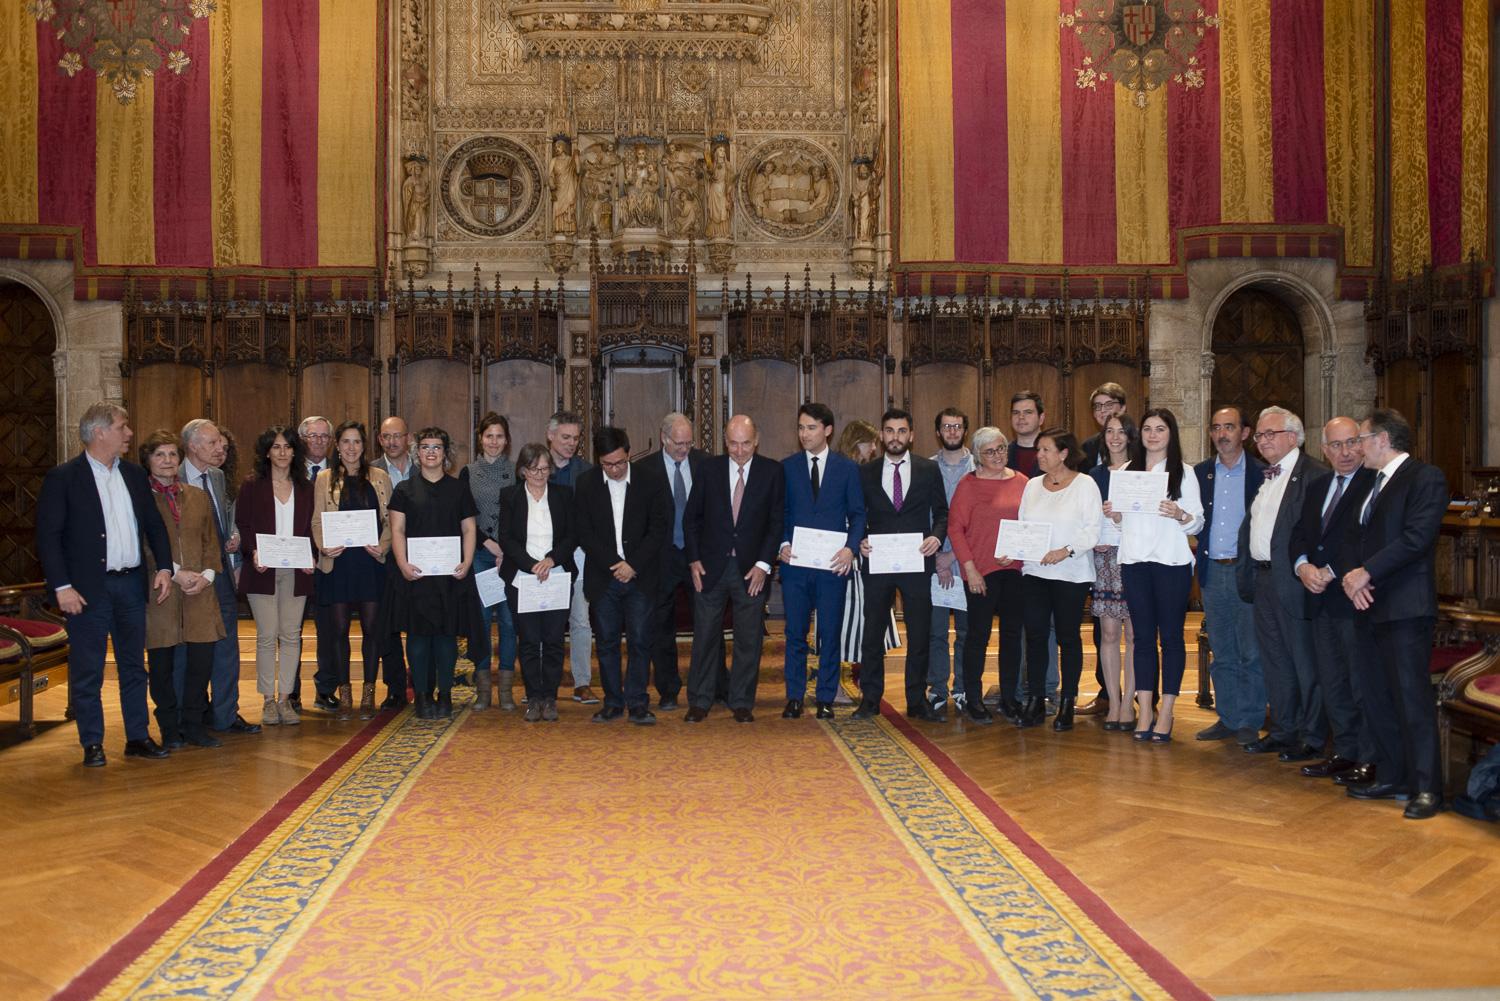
left=684, top=706, right=709, bottom=723
left=733, top=707, right=754, bottom=723
left=1074, top=695, right=1107, bottom=717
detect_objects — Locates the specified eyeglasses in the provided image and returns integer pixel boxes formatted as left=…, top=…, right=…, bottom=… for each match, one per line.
left=599, top=458, right=629, bottom=471
left=417, top=444, right=445, bottom=453
left=939, top=422, right=966, bottom=431
left=524, top=464, right=551, bottom=475
left=1323, top=437, right=1361, bottom=452
left=1091, top=402, right=1120, bottom=412
left=1250, top=429, right=1294, bottom=443
left=978, top=446, right=1008, bottom=457
left=1357, top=431, right=1381, bottom=442
left=302, top=433, right=330, bottom=442
left=378, top=433, right=406, bottom=442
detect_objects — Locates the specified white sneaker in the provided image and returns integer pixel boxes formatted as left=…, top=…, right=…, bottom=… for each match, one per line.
left=953, top=692, right=968, bottom=713
left=262, top=697, right=280, bottom=725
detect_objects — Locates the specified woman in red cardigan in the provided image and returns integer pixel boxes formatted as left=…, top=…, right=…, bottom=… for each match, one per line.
left=235, top=426, right=315, bottom=725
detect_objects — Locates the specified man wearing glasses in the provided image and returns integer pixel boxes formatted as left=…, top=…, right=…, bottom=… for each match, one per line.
left=371, top=416, right=413, bottom=707
left=926, top=408, right=974, bottom=715
left=1238, top=406, right=1327, bottom=761
left=1079, top=382, right=1126, bottom=470
left=298, top=416, right=341, bottom=714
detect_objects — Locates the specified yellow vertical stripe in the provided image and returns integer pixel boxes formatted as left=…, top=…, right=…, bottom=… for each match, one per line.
left=1459, top=0, right=1488, bottom=263
left=1219, top=0, right=1274, bottom=222
left=318, top=0, right=378, bottom=265
left=1005, top=0, right=1061, bottom=262
left=1114, top=89, right=1170, bottom=265
left=0, top=5, right=38, bottom=223
left=211, top=0, right=263, bottom=266
left=897, top=0, right=955, bottom=262
left=94, top=79, right=155, bottom=264
left=1389, top=0, right=1429, bottom=277
left=1323, top=0, right=1376, bottom=268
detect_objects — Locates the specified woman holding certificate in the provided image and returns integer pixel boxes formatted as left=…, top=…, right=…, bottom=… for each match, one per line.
left=1016, top=430, right=1102, bottom=731
left=460, top=412, right=517, bottom=711
left=497, top=443, right=578, bottom=723
left=947, top=427, right=1029, bottom=725
left=311, top=421, right=393, bottom=721
left=1088, top=414, right=1138, bottom=731
left=386, top=427, right=480, bottom=721
left=1105, top=408, right=1203, bottom=743
left=236, top=426, right=315, bottom=725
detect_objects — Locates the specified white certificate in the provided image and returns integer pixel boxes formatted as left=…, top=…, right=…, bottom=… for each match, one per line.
left=474, top=566, right=506, bottom=607
left=515, top=570, right=572, bottom=613
left=930, top=573, right=967, bottom=610
left=995, top=520, right=1053, bottom=562
left=255, top=533, right=313, bottom=570
left=867, top=532, right=925, bottom=574
left=406, top=536, right=462, bottom=577
left=1109, top=469, right=1169, bottom=514
left=320, top=509, right=379, bottom=548
left=788, top=526, right=849, bottom=571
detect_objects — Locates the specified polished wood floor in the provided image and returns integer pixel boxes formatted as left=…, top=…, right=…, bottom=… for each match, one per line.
left=2, top=618, right=1497, bottom=999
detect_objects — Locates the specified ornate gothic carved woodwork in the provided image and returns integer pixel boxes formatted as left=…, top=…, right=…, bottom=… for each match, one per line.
left=213, top=302, right=292, bottom=369
left=809, top=283, right=888, bottom=363
left=1068, top=302, right=1149, bottom=371
left=506, top=1, right=773, bottom=60
left=440, top=136, right=545, bottom=238
left=478, top=282, right=562, bottom=363
left=393, top=281, right=477, bottom=362
left=590, top=260, right=696, bottom=352
left=122, top=299, right=211, bottom=374
left=726, top=280, right=806, bottom=362
left=902, top=296, right=984, bottom=367
left=402, top=0, right=432, bottom=153
left=296, top=303, right=380, bottom=370
left=991, top=303, right=1064, bottom=368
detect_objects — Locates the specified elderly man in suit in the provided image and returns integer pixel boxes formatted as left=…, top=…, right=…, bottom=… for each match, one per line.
left=575, top=425, right=670, bottom=724
left=682, top=415, right=784, bottom=722
left=1341, top=408, right=1449, bottom=819
left=370, top=415, right=413, bottom=707
left=36, top=402, right=175, bottom=766
left=1290, top=416, right=1377, bottom=782
left=779, top=403, right=866, bottom=719
left=852, top=408, right=948, bottom=722
left=180, top=419, right=259, bottom=735
left=1237, top=405, right=1328, bottom=760
left=295, top=414, right=342, bottom=714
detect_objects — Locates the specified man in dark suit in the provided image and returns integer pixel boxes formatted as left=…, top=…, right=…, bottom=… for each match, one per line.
left=1341, top=408, right=1449, bottom=819
left=297, top=414, right=338, bottom=713
left=851, top=408, right=948, bottom=722
left=635, top=412, right=713, bottom=709
left=1237, top=406, right=1328, bottom=760
left=575, top=426, right=670, bottom=724
left=1290, top=416, right=1376, bottom=781
left=779, top=403, right=866, bottom=719
left=682, top=415, right=784, bottom=722
left=371, top=415, right=413, bottom=709
left=1192, top=405, right=1266, bottom=745
left=35, top=402, right=175, bottom=767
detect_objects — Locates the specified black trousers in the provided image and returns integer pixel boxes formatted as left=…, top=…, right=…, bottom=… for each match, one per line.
left=148, top=642, right=212, bottom=740
left=509, top=582, right=569, bottom=700
left=1022, top=576, right=1091, bottom=698
left=1359, top=615, right=1441, bottom=797
left=962, top=570, right=1026, bottom=703
left=647, top=545, right=688, bottom=701
left=686, top=563, right=765, bottom=711
left=1310, top=612, right=1371, bottom=762
left=381, top=625, right=408, bottom=695
left=861, top=570, right=932, bottom=710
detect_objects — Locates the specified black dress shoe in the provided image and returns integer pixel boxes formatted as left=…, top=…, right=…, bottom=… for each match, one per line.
left=1334, top=763, right=1376, bottom=787
left=1243, top=737, right=1291, bottom=754
left=313, top=693, right=341, bottom=713
left=966, top=705, right=995, bottom=726
left=733, top=707, right=754, bottom=723
left=906, top=703, right=944, bottom=723
left=123, top=737, right=170, bottom=759
left=1277, top=744, right=1320, bottom=763
left=629, top=706, right=657, bottom=725
left=815, top=702, right=834, bottom=719
left=591, top=705, right=625, bottom=723
left=379, top=692, right=406, bottom=710
left=850, top=701, right=880, bottom=720
left=222, top=714, right=262, bottom=734
left=1347, top=781, right=1410, bottom=801
left=781, top=699, right=803, bottom=719
left=1301, top=756, right=1358, bottom=778
left=1017, top=696, right=1045, bottom=728
left=1403, top=792, right=1442, bottom=819
left=162, top=734, right=187, bottom=750
left=82, top=744, right=106, bottom=768
left=658, top=697, right=680, bottom=712
left=684, top=706, right=709, bottom=723
left=186, top=730, right=223, bottom=748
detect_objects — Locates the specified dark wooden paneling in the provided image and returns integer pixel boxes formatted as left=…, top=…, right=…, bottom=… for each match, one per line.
left=1070, top=362, right=1142, bottom=441
left=913, top=363, right=981, bottom=448
left=1381, top=358, right=1423, bottom=457
left=605, top=365, right=677, bottom=461
left=816, top=359, right=883, bottom=445
left=990, top=363, right=1064, bottom=436
left=731, top=359, right=799, bottom=460
left=129, top=365, right=205, bottom=452
left=215, top=364, right=292, bottom=486
left=485, top=359, right=555, bottom=456
left=0, top=284, right=56, bottom=586
left=1429, top=353, right=1467, bottom=493
left=396, top=360, right=471, bottom=468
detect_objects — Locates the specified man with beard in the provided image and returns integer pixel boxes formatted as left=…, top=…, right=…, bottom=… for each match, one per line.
left=926, top=407, right=973, bottom=714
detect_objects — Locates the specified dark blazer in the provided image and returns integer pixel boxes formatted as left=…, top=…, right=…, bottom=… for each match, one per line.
left=234, top=475, right=315, bottom=597
left=1288, top=466, right=1375, bottom=619
left=635, top=446, right=710, bottom=546
left=36, top=452, right=173, bottom=605
left=1080, top=432, right=1105, bottom=470
left=858, top=455, right=950, bottom=574
left=780, top=450, right=866, bottom=556
left=1235, top=450, right=1327, bottom=608
left=1192, top=451, right=1265, bottom=583
left=1354, top=457, right=1448, bottom=624
left=574, top=463, right=671, bottom=603
left=496, top=482, right=578, bottom=585
left=683, top=454, right=785, bottom=584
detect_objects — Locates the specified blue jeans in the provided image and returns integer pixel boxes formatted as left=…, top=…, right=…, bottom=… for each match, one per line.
left=593, top=577, right=652, bottom=710
left=66, top=568, right=150, bottom=746
left=1199, top=560, right=1266, bottom=731
left=469, top=547, right=517, bottom=675
left=926, top=605, right=967, bottom=700
left=208, top=574, right=241, bottom=729
left=407, top=634, right=458, bottom=697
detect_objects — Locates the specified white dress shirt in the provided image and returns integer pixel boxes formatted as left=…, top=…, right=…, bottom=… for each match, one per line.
left=87, top=453, right=141, bottom=572
left=729, top=458, right=772, bottom=573
left=1249, top=446, right=1299, bottom=561
left=524, top=486, right=553, bottom=563
left=606, top=468, right=630, bottom=559
left=1117, top=459, right=1204, bottom=566
left=1017, top=473, right=1102, bottom=583
left=880, top=453, right=908, bottom=504
left=804, top=446, right=829, bottom=484
left=1360, top=452, right=1409, bottom=524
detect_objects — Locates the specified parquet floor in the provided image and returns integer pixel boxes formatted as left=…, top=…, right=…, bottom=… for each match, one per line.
left=2, top=618, right=1497, bottom=1000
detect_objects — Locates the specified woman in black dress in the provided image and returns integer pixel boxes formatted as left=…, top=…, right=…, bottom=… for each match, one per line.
left=386, top=427, right=480, bottom=720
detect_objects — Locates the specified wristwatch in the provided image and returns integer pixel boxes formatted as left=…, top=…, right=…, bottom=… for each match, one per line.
left=1065, top=546, right=1076, bottom=558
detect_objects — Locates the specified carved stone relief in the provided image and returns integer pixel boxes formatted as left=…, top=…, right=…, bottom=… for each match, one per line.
left=439, top=136, right=544, bottom=238
left=740, top=139, right=839, bottom=240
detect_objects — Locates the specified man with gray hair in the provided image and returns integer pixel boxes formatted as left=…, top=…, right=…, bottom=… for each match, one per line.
left=547, top=409, right=599, bottom=704
left=297, top=414, right=340, bottom=714
left=1238, top=405, right=1328, bottom=760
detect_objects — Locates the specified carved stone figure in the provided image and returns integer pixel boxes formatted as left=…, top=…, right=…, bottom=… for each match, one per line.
left=548, top=138, right=580, bottom=236
left=850, top=157, right=882, bottom=245
left=705, top=143, right=734, bottom=241
left=622, top=143, right=661, bottom=229
left=664, top=141, right=704, bottom=238
left=747, top=161, right=772, bottom=221
left=401, top=158, right=430, bottom=243
left=581, top=140, right=620, bottom=236
left=808, top=164, right=833, bottom=219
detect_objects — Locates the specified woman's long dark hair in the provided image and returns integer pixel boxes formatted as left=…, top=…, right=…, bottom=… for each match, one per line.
left=330, top=420, right=371, bottom=507
left=1103, top=413, right=1141, bottom=466
left=1128, top=407, right=1184, bottom=500
left=253, top=426, right=307, bottom=483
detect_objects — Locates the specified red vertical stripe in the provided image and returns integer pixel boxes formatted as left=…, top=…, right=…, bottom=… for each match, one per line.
left=35, top=26, right=96, bottom=263
left=1269, top=0, right=1327, bottom=223
left=1059, top=24, right=1116, bottom=263
left=261, top=0, right=319, bottom=267
left=153, top=25, right=212, bottom=266
left=949, top=0, right=1007, bottom=262
left=1425, top=0, right=1463, bottom=266
left=1167, top=0, right=1220, bottom=241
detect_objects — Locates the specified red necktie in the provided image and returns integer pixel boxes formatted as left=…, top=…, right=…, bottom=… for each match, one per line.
left=892, top=460, right=904, bottom=512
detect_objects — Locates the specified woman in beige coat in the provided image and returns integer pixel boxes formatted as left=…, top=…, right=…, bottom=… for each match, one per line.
left=140, top=429, right=227, bottom=749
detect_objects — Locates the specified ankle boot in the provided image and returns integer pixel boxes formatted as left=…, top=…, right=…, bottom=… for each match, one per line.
left=359, top=683, right=375, bottom=720
left=998, top=697, right=1023, bottom=725
left=336, top=684, right=353, bottom=720
left=497, top=669, right=516, bottom=710
left=1053, top=696, right=1075, bottom=732
left=1019, top=696, right=1046, bottom=728
left=413, top=691, right=434, bottom=720
left=473, top=670, right=492, bottom=711
left=438, top=691, right=454, bottom=719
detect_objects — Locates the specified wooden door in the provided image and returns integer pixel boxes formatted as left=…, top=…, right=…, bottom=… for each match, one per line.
left=1210, top=288, right=1305, bottom=427
left=0, top=285, right=57, bottom=585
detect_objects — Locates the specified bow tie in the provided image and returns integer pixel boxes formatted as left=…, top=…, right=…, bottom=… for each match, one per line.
left=1263, top=464, right=1282, bottom=481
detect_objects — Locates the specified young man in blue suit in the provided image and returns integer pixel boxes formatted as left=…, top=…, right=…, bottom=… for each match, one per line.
left=778, top=403, right=866, bottom=719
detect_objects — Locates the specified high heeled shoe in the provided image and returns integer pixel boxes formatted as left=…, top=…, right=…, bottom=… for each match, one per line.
left=1150, top=722, right=1174, bottom=743
left=1131, top=728, right=1153, bottom=742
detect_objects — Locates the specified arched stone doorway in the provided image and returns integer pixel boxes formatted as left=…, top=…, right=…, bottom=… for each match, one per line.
left=1209, top=286, right=1305, bottom=426
left=0, top=282, right=59, bottom=585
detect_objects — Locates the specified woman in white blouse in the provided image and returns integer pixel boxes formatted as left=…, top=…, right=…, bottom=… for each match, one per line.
left=1016, top=430, right=1102, bottom=731
left=1103, top=408, right=1204, bottom=743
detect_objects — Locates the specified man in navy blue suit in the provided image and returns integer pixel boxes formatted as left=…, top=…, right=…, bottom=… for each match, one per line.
left=778, top=403, right=866, bottom=719
left=35, top=402, right=175, bottom=767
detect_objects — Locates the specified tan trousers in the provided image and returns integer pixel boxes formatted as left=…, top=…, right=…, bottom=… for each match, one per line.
left=247, top=570, right=306, bottom=699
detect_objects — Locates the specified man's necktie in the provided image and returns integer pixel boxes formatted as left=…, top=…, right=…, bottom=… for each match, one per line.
left=732, top=465, right=745, bottom=525
left=891, top=460, right=904, bottom=512
left=200, top=472, right=226, bottom=541
left=1361, top=471, right=1386, bottom=526
left=810, top=456, right=820, bottom=500
left=1321, top=474, right=1346, bottom=533
left=672, top=460, right=687, bottom=548
left=1263, top=464, right=1282, bottom=481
